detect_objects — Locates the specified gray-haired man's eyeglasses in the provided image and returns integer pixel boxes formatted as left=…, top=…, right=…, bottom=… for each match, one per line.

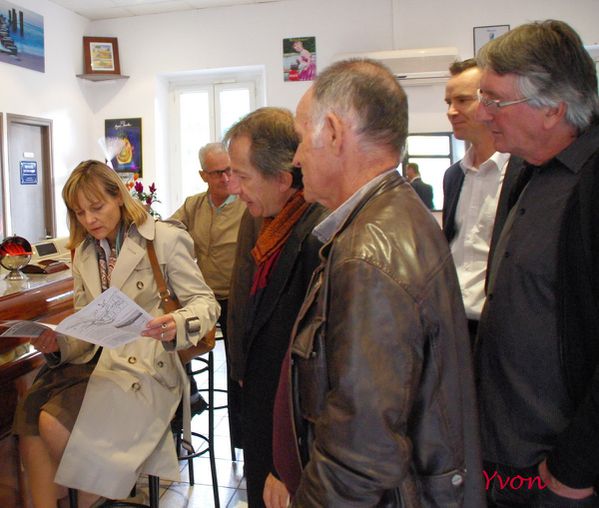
left=477, top=90, right=531, bottom=110
left=202, top=167, right=232, bottom=178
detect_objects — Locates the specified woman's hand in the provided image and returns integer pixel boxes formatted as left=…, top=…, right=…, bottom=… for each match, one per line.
left=263, top=473, right=290, bottom=508
left=142, top=314, right=177, bottom=342
left=30, top=328, right=60, bottom=354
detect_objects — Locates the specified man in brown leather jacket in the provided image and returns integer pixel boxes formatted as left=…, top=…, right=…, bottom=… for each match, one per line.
left=270, top=59, right=484, bottom=507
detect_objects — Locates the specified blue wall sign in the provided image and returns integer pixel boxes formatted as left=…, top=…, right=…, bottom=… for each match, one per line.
left=20, top=161, right=38, bottom=185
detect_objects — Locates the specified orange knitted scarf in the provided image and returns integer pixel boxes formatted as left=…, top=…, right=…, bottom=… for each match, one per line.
left=251, top=190, right=309, bottom=265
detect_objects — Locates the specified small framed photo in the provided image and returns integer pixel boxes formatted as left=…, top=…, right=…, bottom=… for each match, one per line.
left=473, top=25, right=510, bottom=55
left=83, top=36, right=121, bottom=75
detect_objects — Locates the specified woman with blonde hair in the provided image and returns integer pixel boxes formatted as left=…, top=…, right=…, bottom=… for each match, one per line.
left=14, top=160, right=219, bottom=507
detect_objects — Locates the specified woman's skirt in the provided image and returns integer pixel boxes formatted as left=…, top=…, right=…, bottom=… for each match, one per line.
left=13, top=360, right=97, bottom=436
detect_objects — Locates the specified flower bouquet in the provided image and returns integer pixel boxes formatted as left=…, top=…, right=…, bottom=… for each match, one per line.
left=127, top=174, right=161, bottom=218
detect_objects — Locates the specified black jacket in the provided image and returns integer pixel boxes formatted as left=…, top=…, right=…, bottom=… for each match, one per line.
left=409, top=177, right=434, bottom=209
left=487, top=124, right=599, bottom=488
left=442, top=155, right=523, bottom=249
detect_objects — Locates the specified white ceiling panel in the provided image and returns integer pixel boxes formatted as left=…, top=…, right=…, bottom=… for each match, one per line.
left=49, top=0, right=283, bottom=20
left=124, top=1, right=196, bottom=16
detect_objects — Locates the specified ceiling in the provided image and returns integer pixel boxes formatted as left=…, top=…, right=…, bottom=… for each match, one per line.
left=49, top=0, right=282, bottom=21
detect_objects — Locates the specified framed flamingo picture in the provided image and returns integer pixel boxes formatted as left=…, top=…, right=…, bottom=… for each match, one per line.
left=283, top=36, right=317, bottom=82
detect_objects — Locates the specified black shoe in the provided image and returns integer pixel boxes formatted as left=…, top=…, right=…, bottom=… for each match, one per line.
left=171, top=392, right=208, bottom=431
left=190, top=391, right=208, bottom=416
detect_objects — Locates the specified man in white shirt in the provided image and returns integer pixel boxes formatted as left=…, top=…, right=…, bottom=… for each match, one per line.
left=442, top=59, right=519, bottom=346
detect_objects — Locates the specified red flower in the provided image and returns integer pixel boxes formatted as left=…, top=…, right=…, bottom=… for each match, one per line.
left=127, top=176, right=161, bottom=218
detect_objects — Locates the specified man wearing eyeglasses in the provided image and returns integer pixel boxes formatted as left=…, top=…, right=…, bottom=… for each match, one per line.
left=474, top=20, right=599, bottom=507
left=171, top=141, right=246, bottom=448
left=442, top=58, right=521, bottom=348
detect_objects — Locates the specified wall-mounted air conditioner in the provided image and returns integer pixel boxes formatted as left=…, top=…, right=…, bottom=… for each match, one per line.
left=333, top=47, right=460, bottom=86
left=585, top=44, right=599, bottom=62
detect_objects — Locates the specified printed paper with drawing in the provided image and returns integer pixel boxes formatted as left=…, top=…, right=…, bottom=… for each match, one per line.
left=0, top=321, right=55, bottom=338
left=56, top=287, right=152, bottom=348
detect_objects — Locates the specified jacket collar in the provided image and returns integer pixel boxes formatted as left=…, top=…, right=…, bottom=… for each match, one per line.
left=76, top=217, right=154, bottom=297
left=313, top=168, right=399, bottom=244
left=317, top=170, right=404, bottom=258
left=110, top=218, right=154, bottom=289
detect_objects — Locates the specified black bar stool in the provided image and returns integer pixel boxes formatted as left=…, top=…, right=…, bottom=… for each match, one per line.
left=212, top=326, right=237, bottom=461
left=68, top=476, right=159, bottom=508
left=178, top=350, right=220, bottom=507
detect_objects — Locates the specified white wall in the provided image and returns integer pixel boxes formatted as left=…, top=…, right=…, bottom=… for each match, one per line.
left=393, top=0, right=599, bottom=131
left=86, top=0, right=395, bottom=214
left=86, top=0, right=599, bottom=215
left=1, top=0, right=598, bottom=232
left=0, top=0, right=91, bottom=237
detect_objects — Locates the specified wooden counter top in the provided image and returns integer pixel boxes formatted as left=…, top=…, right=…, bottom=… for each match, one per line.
left=0, top=268, right=75, bottom=507
left=0, top=270, right=74, bottom=436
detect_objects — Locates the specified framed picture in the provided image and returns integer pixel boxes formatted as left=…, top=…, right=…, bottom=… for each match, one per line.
left=0, top=1, right=45, bottom=72
left=473, top=25, right=510, bottom=55
left=83, top=36, right=121, bottom=75
left=283, top=36, right=317, bottom=82
left=104, top=118, right=142, bottom=174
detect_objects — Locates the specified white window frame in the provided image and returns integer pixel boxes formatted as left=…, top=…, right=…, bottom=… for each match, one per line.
left=168, top=69, right=262, bottom=209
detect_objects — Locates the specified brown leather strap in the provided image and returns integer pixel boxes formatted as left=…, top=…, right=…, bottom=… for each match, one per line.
left=147, top=239, right=179, bottom=311
left=147, top=238, right=216, bottom=362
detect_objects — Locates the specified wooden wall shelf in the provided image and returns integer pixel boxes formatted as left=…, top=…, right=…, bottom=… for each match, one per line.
left=76, top=73, right=129, bottom=82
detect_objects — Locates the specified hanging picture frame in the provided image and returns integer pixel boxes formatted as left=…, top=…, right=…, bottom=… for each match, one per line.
left=473, top=25, right=510, bottom=55
left=104, top=118, right=142, bottom=175
left=283, top=36, right=317, bottom=82
left=0, top=1, right=45, bottom=73
left=83, top=36, right=121, bottom=75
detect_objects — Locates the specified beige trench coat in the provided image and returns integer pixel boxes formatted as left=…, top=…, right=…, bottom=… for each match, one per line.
left=52, top=217, right=219, bottom=498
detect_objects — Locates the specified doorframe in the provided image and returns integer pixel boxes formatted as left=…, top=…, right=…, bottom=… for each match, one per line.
left=0, top=113, right=4, bottom=238
left=6, top=114, right=55, bottom=239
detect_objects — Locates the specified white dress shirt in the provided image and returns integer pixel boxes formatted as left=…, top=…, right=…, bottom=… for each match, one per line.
left=451, top=148, right=510, bottom=320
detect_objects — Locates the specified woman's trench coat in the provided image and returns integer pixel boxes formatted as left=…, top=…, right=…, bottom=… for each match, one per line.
left=50, top=217, right=219, bottom=498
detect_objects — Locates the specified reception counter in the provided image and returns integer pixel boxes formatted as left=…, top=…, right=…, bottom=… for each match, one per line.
left=0, top=269, right=74, bottom=508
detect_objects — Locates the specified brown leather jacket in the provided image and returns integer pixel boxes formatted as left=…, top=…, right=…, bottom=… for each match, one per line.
left=290, top=171, right=484, bottom=507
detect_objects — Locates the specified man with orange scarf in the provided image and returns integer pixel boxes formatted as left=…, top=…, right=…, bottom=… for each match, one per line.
left=225, top=107, right=327, bottom=508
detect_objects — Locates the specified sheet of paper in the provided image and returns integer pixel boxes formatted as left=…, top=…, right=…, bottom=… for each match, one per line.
left=56, top=287, right=153, bottom=349
left=0, top=320, right=54, bottom=338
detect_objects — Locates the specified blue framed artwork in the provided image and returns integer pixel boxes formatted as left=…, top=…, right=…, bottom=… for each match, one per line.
left=104, top=118, right=143, bottom=175
left=0, top=1, right=45, bottom=73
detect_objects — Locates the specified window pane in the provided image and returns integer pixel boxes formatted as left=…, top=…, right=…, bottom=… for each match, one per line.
left=407, top=135, right=450, bottom=156
left=408, top=157, right=451, bottom=211
left=219, top=88, right=251, bottom=139
left=180, top=91, right=210, bottom=195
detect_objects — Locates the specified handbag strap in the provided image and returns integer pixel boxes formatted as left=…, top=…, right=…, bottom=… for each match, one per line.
left=147, top=239, right=176, bottom=309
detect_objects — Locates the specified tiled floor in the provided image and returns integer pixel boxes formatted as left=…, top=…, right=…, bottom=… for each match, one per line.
left=131, top=339, right=247, bottom=507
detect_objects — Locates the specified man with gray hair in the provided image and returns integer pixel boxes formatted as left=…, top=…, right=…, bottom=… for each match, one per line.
left=171, top=141, right=246, bottom=449
left=475, top=20, right=599, bottom=506
left=269, top=59, right=484, bottom=507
